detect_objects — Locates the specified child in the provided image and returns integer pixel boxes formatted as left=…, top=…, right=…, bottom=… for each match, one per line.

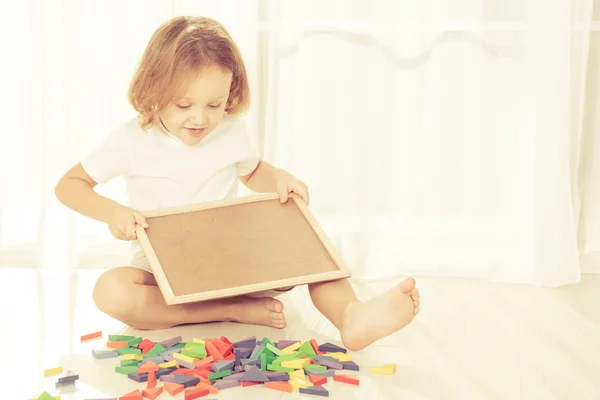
left=55, top=16, right=420, bottom=351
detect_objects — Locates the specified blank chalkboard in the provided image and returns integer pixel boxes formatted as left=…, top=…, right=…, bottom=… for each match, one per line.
left=135, top=193, right=351, bottom=304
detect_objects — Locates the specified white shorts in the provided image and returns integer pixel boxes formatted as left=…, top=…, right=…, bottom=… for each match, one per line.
left=129, top=251, right=294, bottom=299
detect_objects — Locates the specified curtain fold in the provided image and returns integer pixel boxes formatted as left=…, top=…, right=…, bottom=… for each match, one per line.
left=0, top=0, right=598, bottom=286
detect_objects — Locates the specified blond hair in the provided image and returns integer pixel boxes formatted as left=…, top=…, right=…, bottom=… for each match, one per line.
left=128, top=16, right=250, bottom=129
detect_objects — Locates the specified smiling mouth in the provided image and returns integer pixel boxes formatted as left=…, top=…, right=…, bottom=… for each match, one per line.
left=186, top=128, right=205, bottom=137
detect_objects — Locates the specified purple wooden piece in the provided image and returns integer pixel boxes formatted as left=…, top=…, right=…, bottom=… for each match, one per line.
left=233, top=336, right=256, bottom=348
left=160, top=375, right=177, bottom=383
left=241, top=365, right=269, bottom=382
left=159, top=336, right=182, bottom=348
left=234, top=348, right=253, bottom=358
left=318, top=342, right=347, bottom=354
left=300, top=386, right=330, bottom=397
left=250, top=344, right=264, bottom=359
left=176, top=359, right=196, bottom=369
left=91, top=349, right=118, bottom=359
left=213, top=379, right=241, bottom=390
left=173, top=374, right=200, bottom=387
left=308, top=369, right=336, bottom=377
left=223, top=372, right=245, bottom=381
left=156, top=367, right=177, bottom=377
left=234, top=365, right=244, bottom=372
left=139, top=356, right=164, bottom=365
left=315, top=355, right=338, bottom=363
left=267, top=373, right=290, bottom=382
left=276, top=340, right=300, bottom=350
left=127, top=372, right=148, bottom=383
left=341, top=361, right=360, bottom=371
left=241, top=358, right=261, bottom=367
left=211, top=360, right=235, bottom=372
left=317, top=359, right=343, bottom=370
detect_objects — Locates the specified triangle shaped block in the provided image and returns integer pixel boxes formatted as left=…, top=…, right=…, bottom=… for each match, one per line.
left=240, top=365, right=268, bottom=382
left=164, top=382, right=184, bottom=395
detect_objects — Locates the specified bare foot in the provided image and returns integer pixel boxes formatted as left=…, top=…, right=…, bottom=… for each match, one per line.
left=227, top=297, right=287, bottom=329
left=341, top=277, right=419, bottom=351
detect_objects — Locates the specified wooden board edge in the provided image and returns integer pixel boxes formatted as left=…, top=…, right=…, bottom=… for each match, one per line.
left=135, top=225, right=177, bottom=304
left=167, top=269, right=352, bottom=304
left=291, top=195, right=353, bottom=276
left=140, top=193, right=280, bottom=218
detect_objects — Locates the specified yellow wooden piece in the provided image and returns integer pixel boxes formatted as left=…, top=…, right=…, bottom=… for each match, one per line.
left=281, top=358, right=310, bottom=369
left=370, top=363, right=396, bottom=375
left=281, top=342, right=302, bottom=354
left=123, top=354, right=143, bottom=361
left=159, top=360, right=177, bottom=369
left=289, top=378, right=313, bottom=389
left=288, top=369, right=305, bottom=381
left=323, top=352, right=352, bottom=362
left=173, top=352, right=197, bottom=363
left=192, top=338, right=205, bottom=344
left=43, top=366, right=63, bottom=377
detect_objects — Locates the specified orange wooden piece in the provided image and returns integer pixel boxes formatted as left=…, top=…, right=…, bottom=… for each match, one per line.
left=308, top=374, right=328, bottom=386
left=80, top=331, right=102, bottom=342
left=184, top=387, right=209, bottom=399
left=194, top=356, right=214, bottom=368
left=333, top=374, right=360, bottom=386
left=170, top=368, right=196, bottom=375
left=212, top=338, right=229, bottom=353
left=310, top=339, right=323, bottom=355
left=195, top=369, right=211, bottom=378
left=141, top=386, right=163, bottom=399
left=224, top=353, right=235, bottom=360
left=120, top=389, right=143, bottom=400
left=265, top=381, right=293, bottom=393
left=147, top=370, right=156, bottom=389
left=203, top=339, right=224, bottom=361
left=242, top=381, right=262, bottom=387
left=138, top=361, right=159, bottom=374
left=220, top=336, right=232, bottom=345
left=106, top=341, right=128, bottom=349
left=195, top=382, right=219, bottom=394
left=164, top=383, right=184, bottom=396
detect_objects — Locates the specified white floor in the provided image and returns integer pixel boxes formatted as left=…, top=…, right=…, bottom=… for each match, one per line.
left=2, top=268, right=600, bottom=399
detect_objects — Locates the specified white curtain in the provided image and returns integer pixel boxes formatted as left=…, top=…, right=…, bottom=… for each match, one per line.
left=1, top=0, right=598, bottom=287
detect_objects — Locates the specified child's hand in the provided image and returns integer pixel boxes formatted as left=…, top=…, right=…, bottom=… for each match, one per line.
left=277, top=172, right=310, bottom=205
left=107, top=205, right=149, bottom=241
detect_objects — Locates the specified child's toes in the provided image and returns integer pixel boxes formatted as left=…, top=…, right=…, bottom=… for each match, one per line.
left=410, top=288, right=419, bottom=298
left=414, top=306, right=420, bottom=316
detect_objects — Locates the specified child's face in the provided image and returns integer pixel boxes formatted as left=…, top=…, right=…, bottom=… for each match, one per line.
left=159, top=66, right=233, bottom=146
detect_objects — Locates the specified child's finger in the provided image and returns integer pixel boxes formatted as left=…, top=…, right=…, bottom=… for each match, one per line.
left=133, top=211, right=149, bottom=228
left=292, top=186, right=309, bottom=205
left=124, top=219, right=137, bottom=239
left=277, top=183, right=290, bottom=203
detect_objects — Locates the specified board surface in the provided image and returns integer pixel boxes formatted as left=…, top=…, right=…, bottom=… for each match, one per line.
left=136, top=194, right=351, bottom=304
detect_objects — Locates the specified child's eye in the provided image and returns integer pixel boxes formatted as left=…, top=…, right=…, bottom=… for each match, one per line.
left=208, top=104, right=221, bottom=109
left=176, top=104, right=191, bottom=110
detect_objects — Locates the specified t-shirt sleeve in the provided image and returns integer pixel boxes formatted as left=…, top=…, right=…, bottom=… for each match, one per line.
left=81, top=128, right=131, bottom=184
left=234, top=120, right=261, bottom=177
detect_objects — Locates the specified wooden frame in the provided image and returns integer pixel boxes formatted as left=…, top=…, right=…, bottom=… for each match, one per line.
left=135, top=193, right=351, bottom=305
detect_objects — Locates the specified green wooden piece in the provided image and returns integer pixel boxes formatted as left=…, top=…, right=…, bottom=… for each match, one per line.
left=115, top=365, right=138, bottom=374
left=267, top=364, right=294, bottom=373
left=120, top=359, right=140, bottom=367
left=304, top=364, right=327, bottom=371
left=127, top=337, right=143, bottom=347
left=208, top=369, right=232, bottom=380
left=260, top=352, right=267, bottom=371
left=109, top=334, right=136, bottom=342
left=261, top=337, right=275, bottom=347
left=116, top=347, right=142, bottom=355
left=148, top=343, right=167, bottom=354
left=265, top=343, right=284, bottom=357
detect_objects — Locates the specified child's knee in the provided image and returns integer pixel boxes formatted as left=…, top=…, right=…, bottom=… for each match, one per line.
left=92, top=268, right=143, bottom=319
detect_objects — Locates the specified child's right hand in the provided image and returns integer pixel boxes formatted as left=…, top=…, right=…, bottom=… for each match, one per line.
left=107, top=205, right=149, bottom=240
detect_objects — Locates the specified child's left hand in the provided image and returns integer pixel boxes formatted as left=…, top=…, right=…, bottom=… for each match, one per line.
left=277, top=172, right=310, bottom=205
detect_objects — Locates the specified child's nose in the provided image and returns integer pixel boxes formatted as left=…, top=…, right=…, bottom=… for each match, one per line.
left=192, top=110, right=208, bottom=126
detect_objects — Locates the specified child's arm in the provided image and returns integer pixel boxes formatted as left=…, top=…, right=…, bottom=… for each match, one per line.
left=55, top=163, right=148, bottom=240
left=239, top=161, right=310, bottom=204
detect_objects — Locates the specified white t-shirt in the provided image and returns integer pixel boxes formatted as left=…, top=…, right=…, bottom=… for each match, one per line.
left=81, top=115, right=260, bottom=255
